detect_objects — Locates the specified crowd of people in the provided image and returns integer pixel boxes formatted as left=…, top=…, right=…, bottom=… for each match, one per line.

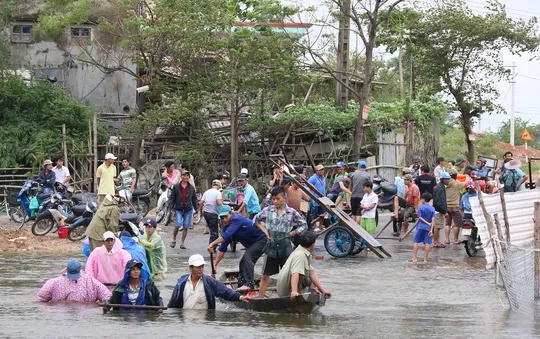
left=35, top=149, right=535, bottom=309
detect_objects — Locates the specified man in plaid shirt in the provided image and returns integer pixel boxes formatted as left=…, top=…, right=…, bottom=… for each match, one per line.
left=254, top=186, right=307, bottom=298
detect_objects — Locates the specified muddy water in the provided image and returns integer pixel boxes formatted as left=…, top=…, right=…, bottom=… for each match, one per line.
left=1, top=214, right=539, bottom=339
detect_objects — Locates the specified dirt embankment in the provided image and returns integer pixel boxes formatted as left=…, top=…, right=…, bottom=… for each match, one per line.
left=0, top=216, right=81, bottom=254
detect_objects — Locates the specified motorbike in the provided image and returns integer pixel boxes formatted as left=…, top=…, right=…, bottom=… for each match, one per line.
left=117, top=213, right=145, bottom=237
left=67, top=209, right=144, bottom=241
left=462, top=215, right=482, bottom=257
left=155, top=177, right=172, bottom=225
left=221, top=187, right=240, bottom=252
left=12, top=180, right=65, bottom=228
left=372, top=175, right=400, bottom=230
left=67, top=200, right=98, bottom=241
left=31, top=193, right=73, bottom=236
left=117, top=188, right=151, bottom=217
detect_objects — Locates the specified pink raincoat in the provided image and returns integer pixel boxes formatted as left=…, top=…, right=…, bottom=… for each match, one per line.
left=37, top=269, right=112, bottom=302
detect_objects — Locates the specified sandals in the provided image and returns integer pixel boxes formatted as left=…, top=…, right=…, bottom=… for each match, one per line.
left=180, top=245, right=186, bottom=249
left=434, top=244, right=446, bottom=248
left=170, top=241, right=176, bottom=248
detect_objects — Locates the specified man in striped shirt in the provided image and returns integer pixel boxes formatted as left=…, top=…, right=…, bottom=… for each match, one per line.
left=254, top=187, right=307, bottom=298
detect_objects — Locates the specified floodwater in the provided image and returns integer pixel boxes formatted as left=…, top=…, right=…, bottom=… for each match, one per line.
left=1, top=213, right=539, bottom=339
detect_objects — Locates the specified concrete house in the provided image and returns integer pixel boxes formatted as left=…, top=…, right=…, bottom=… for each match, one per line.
left=9, top=9, right=137, bottom=115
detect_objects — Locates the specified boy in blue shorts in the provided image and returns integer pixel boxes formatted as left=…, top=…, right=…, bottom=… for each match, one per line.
left=412, top=192, right=436, bottom=263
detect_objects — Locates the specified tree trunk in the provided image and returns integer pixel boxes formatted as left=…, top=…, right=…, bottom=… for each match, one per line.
left=465, top=133, right=475, bottom=163
left=398, top=46, right=404, bottom=100
left=353, top=41, right=374, bottom=158
left=230, top=105, right=239, bottom=177
left=460, top=112, right=475, bottom=162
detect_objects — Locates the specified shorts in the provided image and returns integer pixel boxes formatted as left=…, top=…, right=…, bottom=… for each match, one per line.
left=445, top=207, right=463, bottom=228
left=351, top=197, right=362, bottom=216
left=403, top=206, right=415, bottom=219
left=327, top=193, right=339, bottom=203
left=434, top=212, right=445, bottom=229
left=360, top=217, right=377, bottom=234
left=262, top=255, right=288, bottom=276
left=413, top=228, right=433, bottom=245
left=175, top=210, right=192, bottom=229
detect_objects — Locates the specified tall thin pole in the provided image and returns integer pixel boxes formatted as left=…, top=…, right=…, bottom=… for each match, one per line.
left=510, top=62, right=516, bottom=146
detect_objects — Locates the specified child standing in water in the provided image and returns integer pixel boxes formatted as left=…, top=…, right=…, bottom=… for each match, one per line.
left=412, top=193, right=436, bottom=263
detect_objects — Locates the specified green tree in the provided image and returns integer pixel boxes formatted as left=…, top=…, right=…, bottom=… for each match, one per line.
left=0, top=77, right=94, bottom=167
left=36, top=0, right=303, bottom=174
left=411, top=0, right=539, bottom=162
left=496, top=118, right=540, bottom=149
left=298, top=0, right=406, bottom=159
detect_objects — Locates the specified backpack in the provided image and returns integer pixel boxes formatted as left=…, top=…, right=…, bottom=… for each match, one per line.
left=500, top=170, right=518, bottom=192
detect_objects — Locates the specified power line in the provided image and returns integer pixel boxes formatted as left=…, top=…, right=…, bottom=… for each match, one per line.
left=517, top=73, right=540, bottom=81
left=498, top=85, right=511, bottom=105
left=466, top=0, right=540, bottom=17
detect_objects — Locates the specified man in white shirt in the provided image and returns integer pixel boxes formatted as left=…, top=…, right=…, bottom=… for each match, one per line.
left=52, top=157, right=71, bottom=193
left=199, top=180, right=223, bottom=242
left=167, top=254, right=249, bottom=309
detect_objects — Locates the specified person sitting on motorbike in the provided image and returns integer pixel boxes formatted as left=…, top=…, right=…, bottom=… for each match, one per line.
left=162, top=161, right=180, bottom=188
left=460, top=181, right=477, bottom=220
left=469, top=159, right=488, bottom=180
left=115, top=157, right=137, bottom=202
left=39, top=159, right=56, bottom=193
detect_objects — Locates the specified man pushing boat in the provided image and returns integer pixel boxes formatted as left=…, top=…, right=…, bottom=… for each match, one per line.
left=208, top=205, right=267, bottom=291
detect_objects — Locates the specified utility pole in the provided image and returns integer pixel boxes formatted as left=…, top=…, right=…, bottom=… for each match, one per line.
left=335, top=0, right=350, bottom=109
left=510, top=62, right=516, bottom=146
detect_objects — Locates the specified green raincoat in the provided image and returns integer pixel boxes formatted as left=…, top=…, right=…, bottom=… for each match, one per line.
left=140, top=231, right=167, bottom=275
left=84, top=196, right=120, bottom=242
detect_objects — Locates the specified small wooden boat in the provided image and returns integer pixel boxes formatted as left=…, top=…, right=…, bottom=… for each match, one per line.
left=219, top=271, right=326, bottom=314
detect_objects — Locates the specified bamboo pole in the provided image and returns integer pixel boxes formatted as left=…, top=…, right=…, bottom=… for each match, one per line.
left=499, top=187, right=511, bottom=242
left=62, top=124, right=68, bottom=168
left=534, top=202, right=540, bottom=298
left=93, top=111, right=98, bottom=193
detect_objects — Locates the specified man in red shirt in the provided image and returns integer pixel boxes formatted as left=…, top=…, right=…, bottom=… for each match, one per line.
left=169, top=170, right=198, bottom=249
left=401, top=174, right=420, bottom=236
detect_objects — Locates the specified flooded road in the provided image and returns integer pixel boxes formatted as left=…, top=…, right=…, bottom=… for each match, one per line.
left=1, top=213, right=539, bottom=339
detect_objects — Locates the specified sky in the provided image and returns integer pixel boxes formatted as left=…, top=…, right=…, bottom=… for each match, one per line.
left=285, top=0, right=540, bottom=140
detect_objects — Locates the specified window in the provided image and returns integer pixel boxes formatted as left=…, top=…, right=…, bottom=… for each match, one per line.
left=12, top=25, right=32, bottom=43
left=71, top=27, right=91, bottom=39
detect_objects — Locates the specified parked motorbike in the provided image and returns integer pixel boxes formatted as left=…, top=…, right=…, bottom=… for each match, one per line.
left=117, top=189, right=151, bottom=217
left=67, top=210, right=143, bottom=241
left=155, top=177, right=172, bottom=225
left=462, top=216, right=482, bottom=257
left=118, top=213, right=145, bottom=237
left=31, top=193, right=73, bottom=236
left=221, top=188, right=240, bottom=252
left=67, top=200, right=98, bottom=241
left=12, top=180, right=66, bottom=228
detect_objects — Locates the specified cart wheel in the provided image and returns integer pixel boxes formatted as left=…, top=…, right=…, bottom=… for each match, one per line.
left=350, top=237, right=366, bottom=255
left=324, top=227, right=354, bottom=258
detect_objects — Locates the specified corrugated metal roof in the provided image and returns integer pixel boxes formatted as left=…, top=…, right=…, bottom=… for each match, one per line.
left=471, top=189, right=540, bottom=269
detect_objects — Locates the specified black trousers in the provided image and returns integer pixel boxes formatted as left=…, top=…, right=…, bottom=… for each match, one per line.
left=237, top=237, right=268, bottom=289
left=204, top=212, right=219, bottom=244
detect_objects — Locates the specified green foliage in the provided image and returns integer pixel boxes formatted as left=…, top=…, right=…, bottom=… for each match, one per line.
left=245, top=97, right=447, bottom=138
left=0, top=77, right=93, bottom=167
left=496, top=118, right=540, bottom=149
left=409, top=0, right=540, bottom=160
left=440, top=128, right=499, bottom=161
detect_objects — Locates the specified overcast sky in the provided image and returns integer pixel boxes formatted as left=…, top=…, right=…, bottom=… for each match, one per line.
left=286, top=0, right=540, bottom=139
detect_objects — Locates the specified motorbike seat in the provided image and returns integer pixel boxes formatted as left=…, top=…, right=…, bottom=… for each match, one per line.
left=72, top=205, right=87, bottom=215
left=37, top=193, right=50, bottom=201
left=379, top=184, right=398, bottom=204
left=132, top=189, right=149, bottom=197
left=120, top=213, right=140, bottom=223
